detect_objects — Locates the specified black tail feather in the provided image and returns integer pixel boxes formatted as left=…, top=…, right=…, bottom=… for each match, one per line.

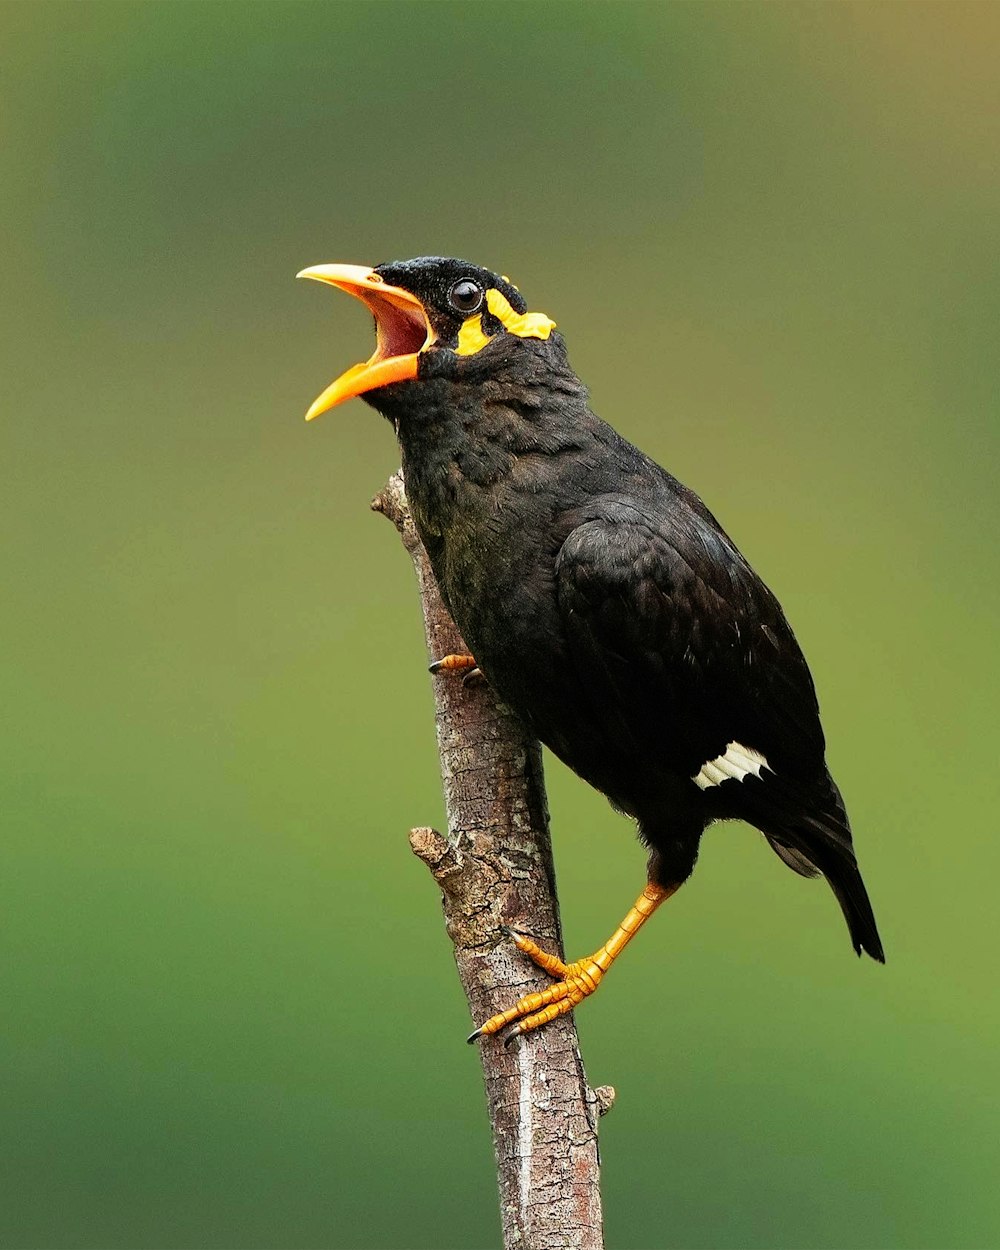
left=765, top=829, right=886, bottom=962
left=824, top=856, right=885, bottom=963
left=748, top=773, right=885, bottom=963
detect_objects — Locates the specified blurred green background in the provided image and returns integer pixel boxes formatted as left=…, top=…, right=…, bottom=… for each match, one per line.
left=3, top=2, right=998, bottom=1247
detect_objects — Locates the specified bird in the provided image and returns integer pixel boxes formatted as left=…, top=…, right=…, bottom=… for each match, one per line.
left=297, top=256, right=885, bottom=1043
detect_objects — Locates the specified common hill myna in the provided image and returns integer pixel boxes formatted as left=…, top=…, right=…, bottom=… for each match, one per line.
left=299, top=256, right=884, bottom=1043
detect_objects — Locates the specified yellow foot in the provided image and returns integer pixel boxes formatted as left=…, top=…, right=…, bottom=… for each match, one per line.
left=468, top=933, right=610, bottom=1046
left=429, top=653, right=485, bottom=687
left=467, top=883, right=674, bottom=1046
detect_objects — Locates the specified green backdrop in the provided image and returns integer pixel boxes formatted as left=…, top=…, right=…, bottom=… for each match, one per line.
left=3, top=3, right=998, bottom=1247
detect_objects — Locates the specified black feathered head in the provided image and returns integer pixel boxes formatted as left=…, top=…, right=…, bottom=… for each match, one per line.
left=297, top=255, right=556, bottom=420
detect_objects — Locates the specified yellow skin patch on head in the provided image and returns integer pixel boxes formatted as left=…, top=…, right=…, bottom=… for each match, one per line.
left=454, top=288, right=556, bottom=357
left=455, top=314, right=492, bottom=356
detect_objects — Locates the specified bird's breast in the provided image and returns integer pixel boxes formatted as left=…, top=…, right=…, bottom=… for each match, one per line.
left=403, top=452, right=565, bottom=665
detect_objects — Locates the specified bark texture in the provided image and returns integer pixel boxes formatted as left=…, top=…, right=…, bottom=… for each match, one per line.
left=373, top=472, right=612, bottom=1250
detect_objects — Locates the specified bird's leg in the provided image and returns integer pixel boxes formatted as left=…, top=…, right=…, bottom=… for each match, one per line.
left=469, top=881, right=676, bottom=1044
left=429, top=653, right=485, bottom=687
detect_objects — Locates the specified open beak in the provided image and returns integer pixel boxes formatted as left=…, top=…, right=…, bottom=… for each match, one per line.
left=297, top=264, right=433, bottom=421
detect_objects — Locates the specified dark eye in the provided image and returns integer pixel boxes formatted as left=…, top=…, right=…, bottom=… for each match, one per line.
left=449, top=279, right=483, bottom=313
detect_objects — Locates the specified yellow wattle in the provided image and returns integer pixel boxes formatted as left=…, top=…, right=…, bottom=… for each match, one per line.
left=486, top=288, right=556, bottom=341
left=454, top=288, right=556, bottom=357
left=455, top=314, right=491, bottom=356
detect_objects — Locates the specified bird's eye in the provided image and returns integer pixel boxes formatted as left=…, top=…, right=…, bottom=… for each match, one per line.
left=449, top=280, right=483, bottom=313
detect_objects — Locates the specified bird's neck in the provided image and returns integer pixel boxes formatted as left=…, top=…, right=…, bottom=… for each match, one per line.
left=383, top=349, right=594, bottom=526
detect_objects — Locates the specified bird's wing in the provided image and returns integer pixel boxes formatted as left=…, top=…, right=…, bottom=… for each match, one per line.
left=553, top=498, right=827, bottom=787
left=553, top=497, right=881, bottom=959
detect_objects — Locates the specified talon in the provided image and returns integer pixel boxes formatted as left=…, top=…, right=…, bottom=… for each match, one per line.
left=466, top=882, right=676, bottom=1042
left=502, top=1022, right=524, bottom=1048
left=461, top=666, right=486, bottom=688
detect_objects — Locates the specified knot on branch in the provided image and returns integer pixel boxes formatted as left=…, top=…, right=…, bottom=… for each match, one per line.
left=592, top=1085, right=617, bottom=1118
left=409, top=826, right=463, bottom=893
left=372, top=473, right=421, bottom=556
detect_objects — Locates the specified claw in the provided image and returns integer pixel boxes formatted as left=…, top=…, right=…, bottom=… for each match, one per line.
left=466, top=882, right=675, bottom=1043
left=501, top=1022, right=524, bottom=1049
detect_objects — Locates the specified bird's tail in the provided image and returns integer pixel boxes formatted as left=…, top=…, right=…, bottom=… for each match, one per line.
left=758, top=778, right=885, bottom=963
left=823, top=854, right=885, bottom=963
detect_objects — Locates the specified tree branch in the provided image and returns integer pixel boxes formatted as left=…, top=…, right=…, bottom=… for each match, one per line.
left=372, top=471, right=612, bottom=1250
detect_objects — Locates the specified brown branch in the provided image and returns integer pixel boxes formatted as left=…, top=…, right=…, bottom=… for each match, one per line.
left=372, top=471, right=613, bottom=1250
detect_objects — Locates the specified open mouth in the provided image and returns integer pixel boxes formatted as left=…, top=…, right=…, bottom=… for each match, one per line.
left=297, top=263, right=433, bottom=420
left=368, top=289, right=431, bottom=361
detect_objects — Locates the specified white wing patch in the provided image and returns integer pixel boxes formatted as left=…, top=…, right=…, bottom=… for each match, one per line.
left=692, top=741, right=769, bottom=791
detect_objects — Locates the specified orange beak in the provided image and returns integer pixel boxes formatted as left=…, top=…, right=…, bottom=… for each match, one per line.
left=296, top=264, right=433, bottom=420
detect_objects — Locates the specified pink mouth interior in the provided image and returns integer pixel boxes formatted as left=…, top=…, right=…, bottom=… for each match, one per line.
left=366, top=297, right=430, bottom=362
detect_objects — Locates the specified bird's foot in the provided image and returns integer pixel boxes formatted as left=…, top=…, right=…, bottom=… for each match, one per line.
left=467, top=883, right=675, bottom=1045
left=429, top=653, right=485, bottom=687
left=467, top=931, right=611, bottom=1046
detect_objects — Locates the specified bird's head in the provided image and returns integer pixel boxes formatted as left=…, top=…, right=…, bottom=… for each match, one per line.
left=297, top=256, right=558, bottom=422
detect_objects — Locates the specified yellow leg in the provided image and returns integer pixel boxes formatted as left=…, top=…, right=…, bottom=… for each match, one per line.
left=469, top=882, right=676, bottom=1045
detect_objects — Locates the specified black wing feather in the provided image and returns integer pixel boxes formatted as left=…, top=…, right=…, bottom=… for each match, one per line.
left=553, top=496, right=885, bottom=962
left=554, top=498, right=825, bottom=781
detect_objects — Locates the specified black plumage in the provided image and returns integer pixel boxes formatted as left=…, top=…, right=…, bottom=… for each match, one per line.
left=300, top=255, right=884, bottom=1026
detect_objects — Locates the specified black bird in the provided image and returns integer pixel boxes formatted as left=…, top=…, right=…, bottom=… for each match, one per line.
left=298, top=256, right=885, bottom=1041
